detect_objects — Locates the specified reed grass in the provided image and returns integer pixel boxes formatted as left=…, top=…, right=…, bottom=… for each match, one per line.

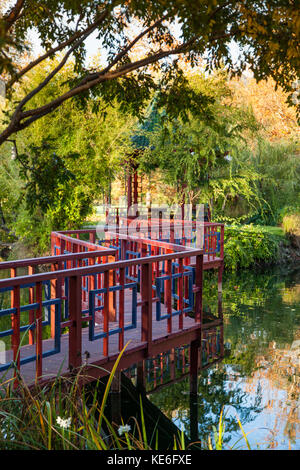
left=0, top=343, right=189, bottom=450
left=0, top=346, right=253, bottom=451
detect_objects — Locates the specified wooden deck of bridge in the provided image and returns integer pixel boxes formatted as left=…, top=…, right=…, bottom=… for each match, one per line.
left=2, top=290, right=210, bottom=386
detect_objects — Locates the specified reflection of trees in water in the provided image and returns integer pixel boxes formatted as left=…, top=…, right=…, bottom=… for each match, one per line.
left=221, top=268, right=300, bottom=447
left=150, top=267, right=300, bottom=446
left=150, top=363, right=263, bottom=443
left=243, top=337, right=300, bottom=447
left=222, top=267, right=300, bottom=371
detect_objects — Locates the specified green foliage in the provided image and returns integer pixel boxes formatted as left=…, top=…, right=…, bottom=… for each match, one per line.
left=0, top=0, right=299, bottom=144
left=13, top=203, right=52, bottom=255
left=206, top=407, right=252, bottom=450
left=136, top=72, right=299, bottom=225
left=139, top=71, right=261, bottom=205
left=0, top=141, right=22, bottom=244
left=282, top=213, right=300, bottom=249
left=0, top=348, right=186, bottom=450
left=237, top=139, right=300, bottom=226
left=0, top=60, right=135, bottom=253
left=223, top=225, right=281, bottom=270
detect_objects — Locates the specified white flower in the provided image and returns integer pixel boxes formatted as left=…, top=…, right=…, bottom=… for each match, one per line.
left=56, top=416, right=71, bottom=429
left=118, top=424, right=131, bottom=436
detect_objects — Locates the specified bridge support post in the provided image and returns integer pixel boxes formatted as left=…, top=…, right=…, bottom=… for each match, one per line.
left=136, top=361, right=145, bottom=393
left=194, top=254, right=203, bottom=324
left=141, top=261, right=153, bottom=356
left=189, top=338, right=199, bottom=395
left=189, top=387, right=199, bottom=445
left=108, top=256, right=116, bottom=321
left=170, top=348, right=175, bottom=381
left=218, top=262, right=224, bottom=320
left=28, top=265, right=35, bottom=345
left=69, top=275, right=82, bottom=370
left=189, top=336, right=200, bottom=447
left=110, top=370, right=122, bottom=425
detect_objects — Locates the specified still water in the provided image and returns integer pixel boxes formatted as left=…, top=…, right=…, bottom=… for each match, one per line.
left=149, top=265, right=300, bottom=450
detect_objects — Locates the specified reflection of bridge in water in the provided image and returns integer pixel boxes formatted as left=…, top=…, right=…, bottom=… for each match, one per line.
left=124, top=322, right=224, bottom=393
left=121, top=322, right=224, bottom=444
left=0, top=219, right=224, bottom=399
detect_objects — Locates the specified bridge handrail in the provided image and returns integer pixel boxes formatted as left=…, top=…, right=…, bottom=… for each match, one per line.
left=104, top=230, right=200, bottom=252
left=0, top=248, right=202, bottom=288
left=0, top=250, right=116, bottom=272
left=0, top=241, right=203, bottom=384
left=0, top=223, right=224, bottom=385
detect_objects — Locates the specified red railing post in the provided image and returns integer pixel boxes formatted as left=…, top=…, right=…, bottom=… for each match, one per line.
left=89, top=231, right=96, bottom=244
left=147, top=207, right=151, bottom=238
left=36, top=281, right=43, bottom=380
left=166, top=258, right=172, bottom=333
left=159, top=210, right=162, bottom=240
left=121, top=239, right=127, bottom=261
left=170, top=215, right=175, bottom=244
left=178, top=257, right=183, bottom=329
left=28, top=265, right=35, bottom=345
left=11, top=282, right=20, bottom=383
left=220, top=224, right=224, bottom=259
left=68, top=275, right=82, bottom=369
left=116, top=208, right=119, bottom=234
left=141, top=261, right=152, bottom=355
left=118, top=267, right=125, bottom=351
left=108, top=256, right=116, bottom=321
left=103, top=270, right=109, bottom=356
left=50, top=263, right=57, bottom=339
left=51, top=233, right=55, bottom=256
left=194, top=254, right=203, bottom=324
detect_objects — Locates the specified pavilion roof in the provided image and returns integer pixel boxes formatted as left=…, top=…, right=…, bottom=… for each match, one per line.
left=130, top=99, right=163, bottom=150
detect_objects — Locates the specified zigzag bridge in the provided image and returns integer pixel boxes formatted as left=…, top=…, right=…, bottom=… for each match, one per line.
left=0, top=216, right=225, bottom=389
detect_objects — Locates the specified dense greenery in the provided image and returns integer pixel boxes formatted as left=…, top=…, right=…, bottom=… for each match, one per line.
left=139, top=71, right=261, bottom=206
left=0, top=65, right=299, bottom=257
left=135, top=72, right=299, bottom=238
left=223, top=225, right=284, bottom=270
left=0, top=61, right=134, bottom=253
left=0, top=44, right=298, bottom=258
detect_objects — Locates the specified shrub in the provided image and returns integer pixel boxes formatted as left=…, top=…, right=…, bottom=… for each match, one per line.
left=224, top=225, right=281, bottom=270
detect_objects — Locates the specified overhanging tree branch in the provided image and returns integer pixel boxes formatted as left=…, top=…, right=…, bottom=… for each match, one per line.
left=0, top=29, right=241, bottom=145
left=6, top=9, right=109, bottom=90
left=2, top=0, right=25, bottom=33
left=0, top=0, right=298, bottom=146
left=1, top=39, right=197, bottom=140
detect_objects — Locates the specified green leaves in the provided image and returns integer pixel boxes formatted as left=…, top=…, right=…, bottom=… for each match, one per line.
left=139, top=70, right=261, bottom=205
left=0, top=0, right=299, bottom=145
left=223, top=225, right=280, bottom=270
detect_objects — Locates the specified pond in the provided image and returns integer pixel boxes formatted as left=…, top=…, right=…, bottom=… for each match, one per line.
left=148, top=265, right=300, bottom=450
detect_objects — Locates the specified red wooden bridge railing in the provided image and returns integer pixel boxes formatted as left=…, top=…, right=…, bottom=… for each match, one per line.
left=0, top=228, right=205, bottom=386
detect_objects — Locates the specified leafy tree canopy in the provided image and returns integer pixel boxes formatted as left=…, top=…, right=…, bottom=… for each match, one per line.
left=0, top=0, right=299, bottom=146
left=138, top=71, right=261, bottom=204
left=0, top=59, right=135, bottom=252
